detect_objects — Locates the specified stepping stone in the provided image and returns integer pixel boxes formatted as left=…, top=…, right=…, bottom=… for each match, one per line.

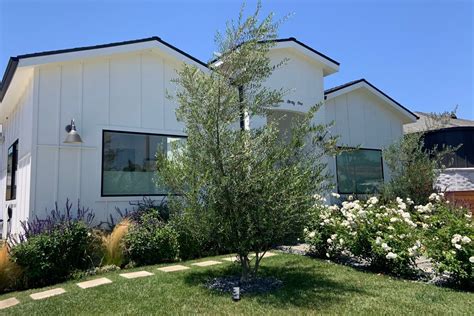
left=77, top=277, right=112, bottom=289
left=222, top=256, right=239, bottom=262
left=191, top=260, right=222, bottom=267
left=30, top=288, right=66, bottom=300
left=119, top=271, right=154, bottom=279
left=157, top=264, right=190, bottom=272
left=0, top=297, right=20, bottom=310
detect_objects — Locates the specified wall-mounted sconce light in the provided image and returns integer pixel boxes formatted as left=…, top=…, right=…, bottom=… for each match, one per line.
left=64, top=119, right=83, bottom=144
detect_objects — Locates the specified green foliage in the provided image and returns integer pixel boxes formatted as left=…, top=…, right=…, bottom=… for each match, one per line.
left=168, top=209, right=227, bottom=260
left=306, top=196, right=422, bottom=276
left=2, top=254, right=472, bottom=315
left=422, top=200, right=473, bottom=286
left=382, top=133, right=455, bottom=205
left=158, top=2, right=340, bottom=279
left=11, top=221, right=95, bottom=288
left=124, top=212, right=179, bottom=266
left=306, top=193, right=474, bottom=287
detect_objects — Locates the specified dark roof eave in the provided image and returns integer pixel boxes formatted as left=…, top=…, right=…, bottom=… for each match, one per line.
left=209, top=37, right=340, bottom=67
left=0, top=57, right=19, bottom=103
left=273, top=37, right=340, bottom=66
left=0, top=36, right=208, bottom=102
left=324, top=79, right=419, bottom=120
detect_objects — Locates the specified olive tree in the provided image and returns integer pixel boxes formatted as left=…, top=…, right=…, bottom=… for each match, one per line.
left=158, top=2, right=339, bottom=280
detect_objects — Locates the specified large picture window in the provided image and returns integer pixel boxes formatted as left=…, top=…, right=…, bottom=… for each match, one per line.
left=101, top=130, right=186, bottom=196
left=336, top=148, right=384, bottom=194
left=6, top=140, right=18, bottom=201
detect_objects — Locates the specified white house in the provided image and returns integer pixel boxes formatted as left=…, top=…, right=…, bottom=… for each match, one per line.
left=0, top=36, right=417, bottom=237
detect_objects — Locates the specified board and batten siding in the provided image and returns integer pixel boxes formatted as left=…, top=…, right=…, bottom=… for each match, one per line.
left=32, top=51, right=184, bottom=224
left=0, top=78, right=34, bottom=238
left=251, top=48, right=326, bottom=129
left=325, top=88, right=405, bottom=185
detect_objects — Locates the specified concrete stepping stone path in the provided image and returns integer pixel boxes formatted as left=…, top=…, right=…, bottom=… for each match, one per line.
left=0, top=297, right=20, bottom=310
left=157, top=264, right=190, bottom=272
left=77, top=277, right=113, bottom=289
left=191, top=260, right=222, bottom=267
left=222, top=256, right=239, bottom=262
left=30, top=288, right=66, bottom=300
left=119, top=271, right=154, bottom=279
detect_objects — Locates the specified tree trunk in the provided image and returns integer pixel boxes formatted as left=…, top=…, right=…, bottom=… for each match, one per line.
left=239, top=254, right=251, bottom=282
left=253, top=250, right=265, bottom=276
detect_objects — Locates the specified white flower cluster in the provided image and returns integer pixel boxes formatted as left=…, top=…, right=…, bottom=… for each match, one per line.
left=428, top=192, right=444, bottom=202
left=414, top=202, right=433, bottom=214
left=408, top=240, right=422, bottom=257
left=331, top=192, right=340, bottom=199
left=367, top=196, right=379, bottom=206
left=313, top=194, right=327, bottom=203
left=325, top=233, right=345, bottom=258
left=386, top=252, right=397, bottom=260
left=451, top=234, right=471, bottom=250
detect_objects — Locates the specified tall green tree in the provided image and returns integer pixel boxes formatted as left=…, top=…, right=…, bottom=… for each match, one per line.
left=158, top=2, right=340, bottom=280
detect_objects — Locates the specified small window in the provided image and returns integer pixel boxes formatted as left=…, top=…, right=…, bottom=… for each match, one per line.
left=6, top=140, right=18, bottom=201
left=101, top=130, right=186, bottom=196
left=336, top=148, right=384, bottom=194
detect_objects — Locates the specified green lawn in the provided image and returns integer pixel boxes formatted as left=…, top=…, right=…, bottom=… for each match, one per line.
left=0, top=253, right=472, bottom=315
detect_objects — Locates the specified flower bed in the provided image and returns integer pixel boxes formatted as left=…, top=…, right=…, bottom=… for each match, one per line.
left=305, top=193, right=473, bottom=287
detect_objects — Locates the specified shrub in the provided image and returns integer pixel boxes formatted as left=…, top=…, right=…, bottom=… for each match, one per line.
left=381, top=133, right=455, bottom=205
left=102, top=219, right=130, bottom=267
left=11, top=221, right=95, bottom=287
left=305, top=195, right=346, bottom=258
left=124, top=212, right=179, bottom=266
left=0, top=242, right=22, bottom=293
left=306, top=195, right=423, bottom=276
left=421, top=195, right=473, bottom=286
left=101, top=197, right=170, bottom=231
left=18, top=199, right=94, bottom=242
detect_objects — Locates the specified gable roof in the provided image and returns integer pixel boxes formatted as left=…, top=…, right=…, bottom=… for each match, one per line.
left=0, top=36, right=208, bottom=102
left=210, top=37, right=339, bottom=76
left=324, top=78, right=419, bottom=121
left=272, top=37, right=339, bottom=66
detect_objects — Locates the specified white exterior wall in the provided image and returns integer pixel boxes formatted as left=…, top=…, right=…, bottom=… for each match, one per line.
left=252, top=48, right=326, bottom=128
left=31, top=51, right=184, bottom=225
left=325, top=88, right=406, bottom=188
left=0, top=78, right=34, bottom=237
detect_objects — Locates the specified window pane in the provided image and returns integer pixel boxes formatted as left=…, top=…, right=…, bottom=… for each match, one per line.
left=336, top=151, right=357, bottom=193
left=6, top=141, right=18, bottom=201
left=336, top=149, right=383, bottom=194
left=102, top=131, right=185, bottom=196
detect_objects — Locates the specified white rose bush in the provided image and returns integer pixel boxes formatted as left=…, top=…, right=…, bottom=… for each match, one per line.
left=422, top=194, right=473, bottom=286
left=305, top=193, right=473, bottom=287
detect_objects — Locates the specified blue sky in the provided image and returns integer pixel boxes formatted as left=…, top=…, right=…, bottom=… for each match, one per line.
left=1, top=0, right=472, bottom=118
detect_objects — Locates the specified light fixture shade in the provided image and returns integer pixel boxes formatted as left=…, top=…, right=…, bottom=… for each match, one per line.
left=64, top=119, right=83, bottom=144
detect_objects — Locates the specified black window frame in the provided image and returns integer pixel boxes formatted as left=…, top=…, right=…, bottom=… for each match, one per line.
left=101, top=129, right=186, bottom=197
left=6, top=139, right=19, bottom=201
left=335, top=147, right=384, bottom=195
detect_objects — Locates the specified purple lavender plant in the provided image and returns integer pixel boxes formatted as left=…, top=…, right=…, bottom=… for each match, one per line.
left=13, top=199, right=95, bottom=244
